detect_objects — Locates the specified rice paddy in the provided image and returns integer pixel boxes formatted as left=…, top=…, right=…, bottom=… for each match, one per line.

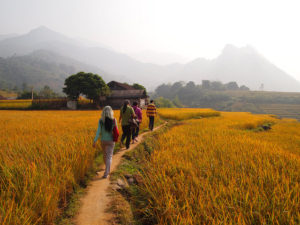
left=1, top=108, right=299, bottom=224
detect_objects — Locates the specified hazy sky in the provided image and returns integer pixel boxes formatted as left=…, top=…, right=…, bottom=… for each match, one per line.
left=1, top=0, right=300, bottom=81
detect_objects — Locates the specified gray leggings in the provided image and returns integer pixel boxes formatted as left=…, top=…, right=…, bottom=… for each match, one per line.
left=101, top=141, right=115, bottom=176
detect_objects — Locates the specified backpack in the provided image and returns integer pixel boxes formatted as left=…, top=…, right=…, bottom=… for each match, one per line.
left=112, top=119, right=119, bottom=142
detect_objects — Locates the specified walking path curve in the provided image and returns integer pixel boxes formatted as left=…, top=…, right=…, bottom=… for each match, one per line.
left=75, top=123, right=165, bottom=225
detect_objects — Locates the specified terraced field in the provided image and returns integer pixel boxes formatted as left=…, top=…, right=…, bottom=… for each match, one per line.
left=258, top=103, right=300, bottom=120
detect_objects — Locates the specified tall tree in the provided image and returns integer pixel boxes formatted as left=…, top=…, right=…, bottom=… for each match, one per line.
left=226, top=81, right=239, bottom=90
left=39, top=85, right=58, bottom=98
left=63, top=72, right=110, bottom=102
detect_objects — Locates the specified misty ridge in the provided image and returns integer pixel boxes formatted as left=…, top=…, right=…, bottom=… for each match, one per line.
left=1, top=26, right=300, bottom=92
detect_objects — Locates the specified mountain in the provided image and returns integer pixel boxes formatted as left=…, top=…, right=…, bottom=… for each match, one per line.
left=0, top=27, right=300, bottom=92
left=0, top=26, right=174, bottom=89
left=0, top=33, right=18, bottom=41
left=0, top=50, right=117, bottom=92
left=178, top=45, right=300, bottom=92
left=0, top=26, right=83, bottom=57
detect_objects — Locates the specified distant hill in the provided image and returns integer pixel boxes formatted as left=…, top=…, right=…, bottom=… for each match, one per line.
left=177, top=45, right=300, bottom=92
left=0, top=50, right=116, bottom=92
left=0, top=26, right=82, bottom=57
left=1, top=26, right=300, bottom=92
left=0, top=26, right=171, bottom=89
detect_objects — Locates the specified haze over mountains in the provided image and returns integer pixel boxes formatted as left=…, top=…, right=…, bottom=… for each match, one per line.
left=1, top=26, right=300, bottom=92
left=0, top=50, right=114, bottom=92
left=131, top=50, right=189, bottom=65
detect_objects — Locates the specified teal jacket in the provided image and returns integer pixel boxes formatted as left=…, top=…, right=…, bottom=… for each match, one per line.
left=94, top=118, right=117, bottom=142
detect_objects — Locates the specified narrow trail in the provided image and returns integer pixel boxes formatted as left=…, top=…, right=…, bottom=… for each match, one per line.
left=75, top=123, right=165, bottom=225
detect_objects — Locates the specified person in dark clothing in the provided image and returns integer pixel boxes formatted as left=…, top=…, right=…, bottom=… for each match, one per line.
left=119, top=100, right=135, bottom=149
left=132, top=101, right=142, bottom=143
left=146, top=100, right=157, bottom=131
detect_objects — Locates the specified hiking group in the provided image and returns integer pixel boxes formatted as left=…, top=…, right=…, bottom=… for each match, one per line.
left=92, top=99, right=156, bottom=178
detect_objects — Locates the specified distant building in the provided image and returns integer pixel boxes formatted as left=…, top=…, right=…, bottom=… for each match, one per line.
left=101, top=81, right=149, bottom=109
left=259, top=83, right=264, bottom=91
left=202, top=80, right=210, bottom=89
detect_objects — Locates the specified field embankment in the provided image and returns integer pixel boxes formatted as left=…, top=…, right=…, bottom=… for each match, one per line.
left=0, top=99, right=99, bottom=110
left=0, top=110, right=159, bottom=225
left=114, top=110, right=300, bottom=224
left=0, top=99, right=32, bottom=109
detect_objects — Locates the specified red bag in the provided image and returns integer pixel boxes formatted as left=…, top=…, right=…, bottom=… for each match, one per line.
left=112, top=119, right=119, bottom=142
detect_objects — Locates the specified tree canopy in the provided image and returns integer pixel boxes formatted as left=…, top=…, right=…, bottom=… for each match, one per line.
left=132, top=83, right=147, bottom=94
left=39, top=85, right=59, bottom=99
left=154, top=80, right=250, bottom=108
left=63, top=72, right=109, bottom=101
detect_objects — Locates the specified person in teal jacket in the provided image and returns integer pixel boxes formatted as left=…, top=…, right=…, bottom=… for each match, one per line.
left=93, top=105, right=118, bottom=178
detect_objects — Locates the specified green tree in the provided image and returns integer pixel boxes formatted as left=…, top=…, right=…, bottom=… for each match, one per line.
left=226, top=81, right=239, bottom=90
left=155, top=84, right=172, bottom=99
left=154, top=97, right=175, bottom=108
left=22, top=82, right=28, bottom=91
left=39, top=85, right=58, bottom=99
left=132, top=83, right=147, bottom=94
left=63, top=72, right=110, bottom=102
left=210, top=81, right=225, bottom=91
left=17, top=90, right=38, bottom=99
left=240, top=85, right=250, bottom=91
left=173, top=95, right=184, bottom=107
left=186, top=81, right=196, bottom=89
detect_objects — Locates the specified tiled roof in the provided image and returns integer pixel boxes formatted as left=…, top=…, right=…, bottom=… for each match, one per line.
left=107, top=81, right=135, bottom=90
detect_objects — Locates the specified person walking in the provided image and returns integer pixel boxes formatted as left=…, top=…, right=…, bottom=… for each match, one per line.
left=93, top=106, right=119, bottom=178
left=132, top=101, right=142, bottom=143
left=119, top=100, right=135, bottom=149
left=146, top=100, right=157, bottom=131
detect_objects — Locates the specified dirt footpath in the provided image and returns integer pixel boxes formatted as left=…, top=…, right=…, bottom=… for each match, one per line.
left=75, top=124, right=164, bottom=225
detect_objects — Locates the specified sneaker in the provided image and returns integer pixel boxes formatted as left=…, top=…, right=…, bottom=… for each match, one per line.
left=102, top=174, right=109, bottom=179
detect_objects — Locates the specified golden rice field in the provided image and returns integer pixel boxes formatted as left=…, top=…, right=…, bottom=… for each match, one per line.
left=0, top=109, right=156, bottom=225
left=158, top=108, right=220, bottom=120
left=139, top=111, right=300, bottom=224
left=0, top=99, right=32, bottom=109
left=1, top=108, right=300, bottom=224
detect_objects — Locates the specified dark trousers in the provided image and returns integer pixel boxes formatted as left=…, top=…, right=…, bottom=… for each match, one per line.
left=149, top=116, right=154, bottom=131
left=121, top=125, right=131, bottom=149
left=132, top=122, right=140, bottom=140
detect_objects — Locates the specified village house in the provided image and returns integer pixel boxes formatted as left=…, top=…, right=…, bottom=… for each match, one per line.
left=102, top=81, right=149, bottom=109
